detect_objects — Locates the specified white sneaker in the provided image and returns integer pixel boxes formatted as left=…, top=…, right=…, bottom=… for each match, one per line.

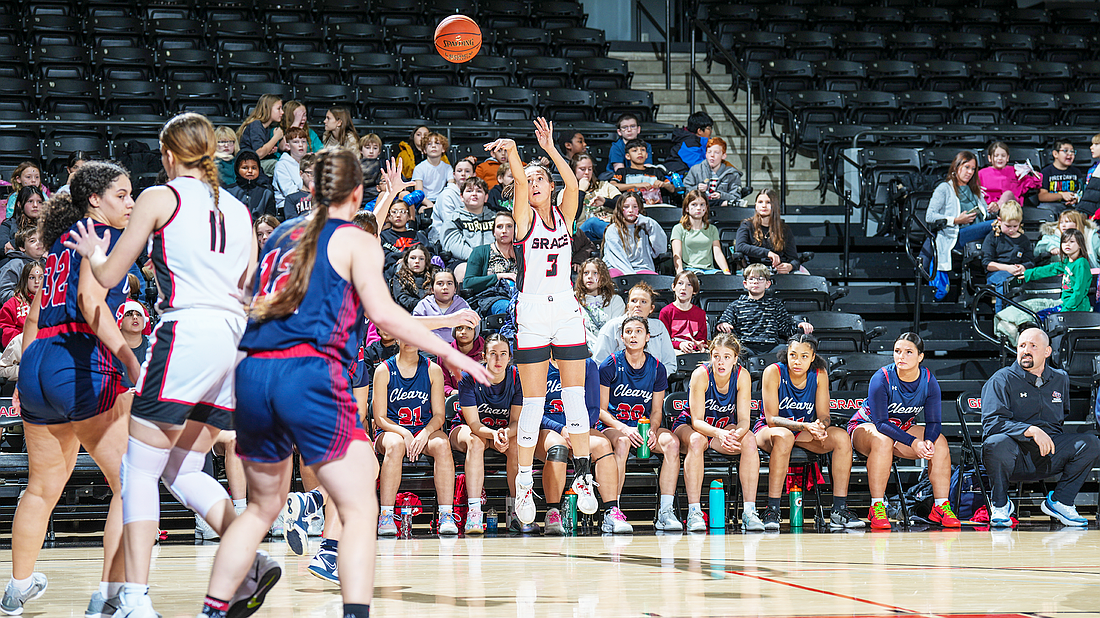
left=741, top=508, right=765, bottom=532
left=570, top=473, right=598, bottom=515
left=601, top=507, right=634, bottom=534
left=195, top=514, right=219, bottom=541
left=228, top=550, right=281, bottom=618
left=307, top=512, right=324, bottom=536
left=544, top=508, right=565, bottom=536
left=515, top=479, right=537, bottom=524
left=990, top=500, right=1015, bottom=528
left=1, top=573, right=47, bottom=615
left=116, top=593, right=158, bottom=618
left=438, top=511, right=460, bottom=535
left=1041, top=492, right=1089, bottom=527
left=686, top=510, right=707, bottom=533
left=655, top=506, right=683, bottom=532
left=85, top=590, right=121, bottom=618
left=377, top=512, right=398, bottom=537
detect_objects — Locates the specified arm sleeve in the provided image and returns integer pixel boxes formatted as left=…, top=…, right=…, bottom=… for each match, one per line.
left=440, top=218, right=469, bottom=260
left=600, top=228, right=630, bottom=274
left=926, top=183, right=950, bottom=225
left=981, top=370, right=1033, bottom=439
left=717, top=299, right=736, bottom=328
left=461, top=246, right=497, bottom=295
left=922, top=374, right=943, bottom=444
left=272, top=158, right=299, bottom=203
left=542, top=413, right=566, bottom=433
left=866, top=370, right=917, bottom=446
left=592, top=320, right=618, bottom=363
left=684, top=163, right=704, bottom=189
left=735, top=221, right=771, bottom=261
left=1019, top=236, right=1035, bottom=269
left=654, top=361, right=669, bottom=393
left=389, top=277, right=418, bottom=312
left=1065, top=258, right=1092, bottom=309
left=780, top=227, right=800, bottom=268
left=240, top=122, right=267, bottom=153
left=411, top=162, right=425, bottom=183
left=716, top=166, right=744, bottom=203
left=458, top=375, right=478, bottom=407
left=645, top=216, right=668, bottom=257
left=0, top=298, right=20, bottom=347
left=1024, top=261, right=1063, bottom=281
left=0, top=265, right=18, bottom=307
left=980, top=231, right=998, bottom=268
left=0, top=221, right=13, bottom=255
left=606, top=141, right=625, bottom=174
left=772, top=298, right=800, bottom=340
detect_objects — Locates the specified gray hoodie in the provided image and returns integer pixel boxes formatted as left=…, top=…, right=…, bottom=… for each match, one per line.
left=442, top=207, right=496, bottom=261
left=684, top=160, right=744, bottom=206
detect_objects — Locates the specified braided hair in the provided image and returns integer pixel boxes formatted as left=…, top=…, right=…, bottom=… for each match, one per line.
left=160, top=112, right=220, bottom=210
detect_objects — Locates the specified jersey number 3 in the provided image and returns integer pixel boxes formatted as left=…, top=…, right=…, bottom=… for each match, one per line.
left=545, top=254, right=558, bottom=277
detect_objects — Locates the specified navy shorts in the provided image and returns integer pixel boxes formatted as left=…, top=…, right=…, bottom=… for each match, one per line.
left=234, top=350, right=368, bottom=467
left=19, top=332, right=127, bottom=425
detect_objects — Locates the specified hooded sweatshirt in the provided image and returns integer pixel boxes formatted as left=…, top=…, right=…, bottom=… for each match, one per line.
left=1035, top=220, right=1100, bottom=269
left=412, top=293, right=472, bottom=343
left=667, top=127, right=708, bottom=173
left=442, top=332, right=485, bottom=394
left=226, top=150, right=277, bottom=219
left=441, top=206, right=496, bottom=261
left=601, top=215, right=668, bottom=274
left=684, top=159, right=744, bottom=206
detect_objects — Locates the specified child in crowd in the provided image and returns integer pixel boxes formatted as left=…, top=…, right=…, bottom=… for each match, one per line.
left=273, top=127, right=309, bottom=209
left=605, top=113, right=652, bottom=176
left=390, top=247, right=436, bottom=312
left=226, top=150, right=276, bottom=219
left=560, top=129, right=587, bottom=159
left=442, top=177, right=495, bottom=266
left=399, top=125, right=451, bottom=176
left=601, top=191, right=667, bottom=276
left=982, top=201, right=1034, bottom=310
left=0, top=261, right=40, bottom=381
left=281, top=100, right=323, bottom=152
left=562, top=153, right=620, bottom=224
left=430, top=158, right=477, bottom=245
left=213, top=127, right=239, bottom=186
left=360, top=133, right=383, bottom=203
left=412, top=132, right=453, bottom=209
left=736, top=188, right=804, bottom=274
left=322, top=106, right=360, bottom=151
left=476, top=142, right=507, bottom=189
left=592, top=282, right=677, bottom=376
left=580, top=202, right=614, bottom=244
left=1038, top=138, right=1083, bottom=210
left=610, top=139, right=675, bottom=205
left=486, top=162, right=514, bottom=212
left=441, top=322, right=486, bottom=395
left=56, top=151, right=90, bottom=195
left=281, top=153, right=315, bottom=220
left=1036, top=208, right=1100, bottom=268
left=1078, top=133, right=1100, bottom=218
left=5, top=162, right=48, bottom=219
left=236, top=93, right=284, bottom=175
left=574, top=258, right=626, bottom=346
left=978, top=141, right=1041, bottom=209
left=378, top=197, right=429, bottom=279
left=412, top=270, right=471, bottom=344
left=672, top=189, right=731, bottom=274
left=1, top=186, right=43, bottom=257
left=684, top=137, right=744, bottom=208
left=668, top=111, right=713, bottom=173
left=715, top=263, right=813, bottom=357
left=659, top=271, right=708, bottom=354
left=0, top=228, right=44, bottom=306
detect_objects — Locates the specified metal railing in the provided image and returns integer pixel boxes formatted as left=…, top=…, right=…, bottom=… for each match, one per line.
left=970, top=287, right=1039, bottom=355
left=635, top=0, right=673, bottom=91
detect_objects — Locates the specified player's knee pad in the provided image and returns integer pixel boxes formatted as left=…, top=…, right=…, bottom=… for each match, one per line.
left=545, top=445, right=570, bottom=463
left=120, top=437, right=171, bottom=525
left=561, top=386, right=590, bottom=433
left=518, top=397, right=543, bottom=448
left=161, top=447, right=229, bottom=520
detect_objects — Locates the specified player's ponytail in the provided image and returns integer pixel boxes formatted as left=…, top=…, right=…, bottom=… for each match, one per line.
left=251, top=148, right=362, bottom=322
left=160, top=112, right=220, bottom=210
left=39, top=161, right=129, bottom=249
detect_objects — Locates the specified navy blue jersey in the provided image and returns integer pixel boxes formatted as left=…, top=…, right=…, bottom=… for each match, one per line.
left=542, top=359, right=601, bottom=431
left=775, top=363, right=819, bottom=423
left=39, top=221, right=128, bottom=332
left=599, top=350, right=668, bottom=427
left=383, top=354, right=433, bottom=432
left=457, top=366, right=522, bottom=429
left=851, top=363, right=942, bottom=445
left=240, top=217, right=364, bottom=366
left=675, top=363, right=740, bottom=430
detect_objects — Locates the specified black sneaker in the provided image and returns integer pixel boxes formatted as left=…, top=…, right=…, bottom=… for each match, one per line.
left=762, top=506, right=781, bottom=531
left=829, top=507, right=866, bottom=530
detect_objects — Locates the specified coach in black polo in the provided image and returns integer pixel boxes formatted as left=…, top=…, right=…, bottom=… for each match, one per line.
left=980, top=327, right=1100, bottom=528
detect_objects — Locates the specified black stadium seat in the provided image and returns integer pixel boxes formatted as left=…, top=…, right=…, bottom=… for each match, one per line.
left=167, top=81, right=231, bottom=116
left=573, top=57, right=632, bottom=90
left=532, top=2, right=587, bottom=30
left=844, top=90, right=899, bottom=125
left=887, top=32, right=937, bottom=63
left=461, top=55, right=517, bottom=88
left=159, top=49, right=218, bottom=82
left=816, top=60, right=866, bottom=92
left=478, top=86, right=537, bottom=122
left=786, top=31, right=835, bottom=63
left=1020, top=61, right=1073, bottom=94
left=866, top=60, right=918, bottom=93
left=836, top=31, right=886, bottom=63
left=595, top=89, right=655, bottom=124
left=516, top=56, right=572, bottom=89
left=94, top=47, right=156, bottom=81
left=950, top=90, right=1004, bottom=125
left=538, top=89, right=596, bottom=122
left=971, top=61, right=1020, bottom=93
left=39, top=78, right=98, bottom=114
left=482, top=0, right=529, bottom=30
left=898, top=90, right=952, bottom=125
left=328, top=22, right=385, bottom=54
left=552, top=27, right=608, bottom=58
left=222, top=50, right=281, bottom=83
left=104, top=80, right=166, bottom=116
left=344, top=52, right=402, bottom=87
left=420, top=86, right=479, bottom=121
left=231, top=83, right=295, bottom=116
left=1005, top=92, right=1060, bottom=126
left=402, top=55, right=459, bottom=87
left=360, top=85, right=419, bottom=121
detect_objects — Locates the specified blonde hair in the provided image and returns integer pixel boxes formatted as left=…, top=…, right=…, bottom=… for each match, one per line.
left=160, top=113, right=220, bottom=210
left=999, top=200, right=1022, bottom=223
left=360, top=133, right=382, bottom=148
left=9, top=162, right=40, bottom=193
left=743, top=262, right=770, bottom=280
left=709, top=333, right=743, bottom=358
left=236, top=94, right=282, bottom=140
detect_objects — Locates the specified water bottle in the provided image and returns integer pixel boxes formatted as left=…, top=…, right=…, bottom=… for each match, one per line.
left=636, top=417, right=651, bottom=459
left=486, top=508, right=498, bottom=533
left=669, top=172, right=685, bottom=190
left=400, top=507, right=413, bottom=538
left=401, top=189, right=425, bottom=206
left=563, top=489, right=578, bottom=531
left=789, top=485, right=803, bottom=530
left=708, top=480, right=725, bottom=530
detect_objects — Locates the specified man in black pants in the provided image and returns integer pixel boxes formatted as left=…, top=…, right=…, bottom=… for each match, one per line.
left=980, top=327, right=1100, bottom=528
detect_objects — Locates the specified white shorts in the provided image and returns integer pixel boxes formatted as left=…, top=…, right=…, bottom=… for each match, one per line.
left=515, top=292, right=589, bottom=364
left=132, top=308, right=246, bottom=430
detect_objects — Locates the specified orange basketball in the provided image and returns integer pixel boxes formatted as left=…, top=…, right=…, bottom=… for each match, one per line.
left=434, top=15, right=481, bottom=63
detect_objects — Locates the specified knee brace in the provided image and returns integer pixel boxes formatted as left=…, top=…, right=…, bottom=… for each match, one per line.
left=561, top=386, right=590, bottom=434
left=120, top=437, right=171, bottom=525
left=161, top=447, right=230, bottom=520
left=545, top=445, right=570, bottom=463
left=518, top=397, right=544, bottom=449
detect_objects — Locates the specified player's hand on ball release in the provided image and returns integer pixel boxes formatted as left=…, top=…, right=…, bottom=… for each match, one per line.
left=483, top=138, right=516, bottom=154
left=534, top=117, right=555, bottom=152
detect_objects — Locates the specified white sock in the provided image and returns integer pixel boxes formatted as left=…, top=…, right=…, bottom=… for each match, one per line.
left=232, top=499, right=246, bottom=509
left=660, top=495, right=674, bottom=510
left=468, top=499, right=481, bottom=511
left=380, top=505, right=394, bottom=516
left=936, top=498, right=949, bottom=507
left=517, top=467, right=533, bottom=486
left=439, top=505, right=453, bottom=514
left=122, top=583, right=148, bottom=603
left=11, top=576, right=32, bottom=593
left=107, top=582, right=124, bottom=598
left=688, top=503, right=701, bottom=514
left=872, top=497, right=885, bottom=506
left=744, top=501, right=756, bottom=513
left=98, top=581, right=109, bottom=597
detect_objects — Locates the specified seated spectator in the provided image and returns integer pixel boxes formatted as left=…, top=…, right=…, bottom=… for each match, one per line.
left=412, top=132, right=453, bottom=210
left=116, top=299, right=151, bottom=365
left=560, top=129, right=587, bottom=160
left=253, top=215, right=278, bottom=259
left=667, top=111, right=713, bottom=174
left=372, top=339, right=459, bottom=536
left=1038, top=138, right=1083, bottom=211
left=605, top=113, right=652, bottom=177
left=486, top=162, right=514, bottom=212
left=735, top=188, right=804, bottom=275
left=1035, top=209, right=1100, bottom=268
left=579, top=202, right=613, bottom=244
left=574, top=258, right=625, bottom=346
left=281, top=100, right=323, bottom=153
left=684, top=137, right=744, bottom=209
left=272, top=127, right=309, bottom=208
left=412, top=270, right=471, bottom=344
left=1077, top=133, right=1100, bottom=218
left=981, top=328, right=1100, bottom=528
left=659, top=271, right=708, bottom=354
left=562, top=153, right=620, bottom=225
left=0, top=228, right=44, bottom=305
left=441, top=322, right=485, bottom=396
left=982, top=201, right=1034, bottom=310
left=213, top=127, right=239, bottom=186
left=610, top=139, right=675, bottom=206
left=226, top=150, right=277, bottom=219
left=462, top=211, right=517, bottom=316
left=390, top=246, right=436, bottom=312
left=443, top=178, right=495, bottom=271
left=281, top=153, right=315, bottom=220
left=56, top=151, right=91, bottom=196
left=360, top=133, right=383, bottom=203
left=601, top=191, right=667, bottom=277
left=236, top=94, right=285, bottom=176
left=1, top=187, right=43, bottom=258
left=430, top=158, right=477, bottom=246
left=926, top=151, right=998, bottom=299
left=978, top=141, right=1041, bottom=209
left=321, top=106, right=359, bottom=151
left=358, top=326, right=399, bottom=400
left=592, top=281, right=676, bottom=376
left=379, top=201, right=429, bottom=279
left=398, top=125, right=446, bottom=178
left=0, top=260, right=42, bottom=348
left=5, top=162, right=49, bottom=220
left=475, top=142, right=506, bottom=190
left=715, top=263, right=813, bottom=358
left=672, top=189, right=731, bottom=275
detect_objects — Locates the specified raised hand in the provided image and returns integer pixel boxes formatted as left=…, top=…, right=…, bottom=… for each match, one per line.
left=381, top=158, right=414, bottom=194
left=483, top=138, right=516, bottom=154
left=62, top=218, right=111, bottom=259
left=533, top=117, right=555, bottom=153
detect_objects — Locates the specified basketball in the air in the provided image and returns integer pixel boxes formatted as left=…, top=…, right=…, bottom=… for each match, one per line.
left=434, top=15, right=482, bottom=63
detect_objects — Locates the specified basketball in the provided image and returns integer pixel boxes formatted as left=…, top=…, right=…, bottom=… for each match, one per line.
left=434, top=14, right=482, bottom=64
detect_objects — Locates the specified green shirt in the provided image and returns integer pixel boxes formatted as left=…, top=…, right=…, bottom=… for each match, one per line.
left=1024, top=256, right=1093, bottom=312
left=671, top=223, right=719, bottom=270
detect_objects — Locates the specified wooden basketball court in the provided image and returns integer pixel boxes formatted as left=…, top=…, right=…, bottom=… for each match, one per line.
left=11, top=527, right=1100, bottom=617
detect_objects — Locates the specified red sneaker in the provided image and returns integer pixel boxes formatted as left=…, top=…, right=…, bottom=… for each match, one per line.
left=868, top=501, right=891, bottom=530
left=929, top=502, right=961, bottom=528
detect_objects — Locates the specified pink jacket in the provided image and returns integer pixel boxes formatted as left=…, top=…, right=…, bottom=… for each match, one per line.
left=978, top=165, right=1041, bottom=205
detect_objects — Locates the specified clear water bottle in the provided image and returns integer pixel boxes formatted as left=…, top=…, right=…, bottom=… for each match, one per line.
left=400, top=507, right=413, bottom=538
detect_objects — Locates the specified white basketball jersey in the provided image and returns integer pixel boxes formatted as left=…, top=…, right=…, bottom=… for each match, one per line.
left=515, top=205, right=573, bottom=295
left=150, top=177, right=251, bottom=316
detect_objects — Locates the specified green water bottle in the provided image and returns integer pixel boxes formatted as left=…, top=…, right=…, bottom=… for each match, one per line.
left=636, top=417, right=651, bottom=459
left=789, top=485, right=803, bottom=530
left=564, top=489, right=578, bottom=530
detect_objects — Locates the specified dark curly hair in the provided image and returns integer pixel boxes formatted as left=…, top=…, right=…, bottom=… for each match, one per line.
left=38, top=161, right=129, bottom=249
